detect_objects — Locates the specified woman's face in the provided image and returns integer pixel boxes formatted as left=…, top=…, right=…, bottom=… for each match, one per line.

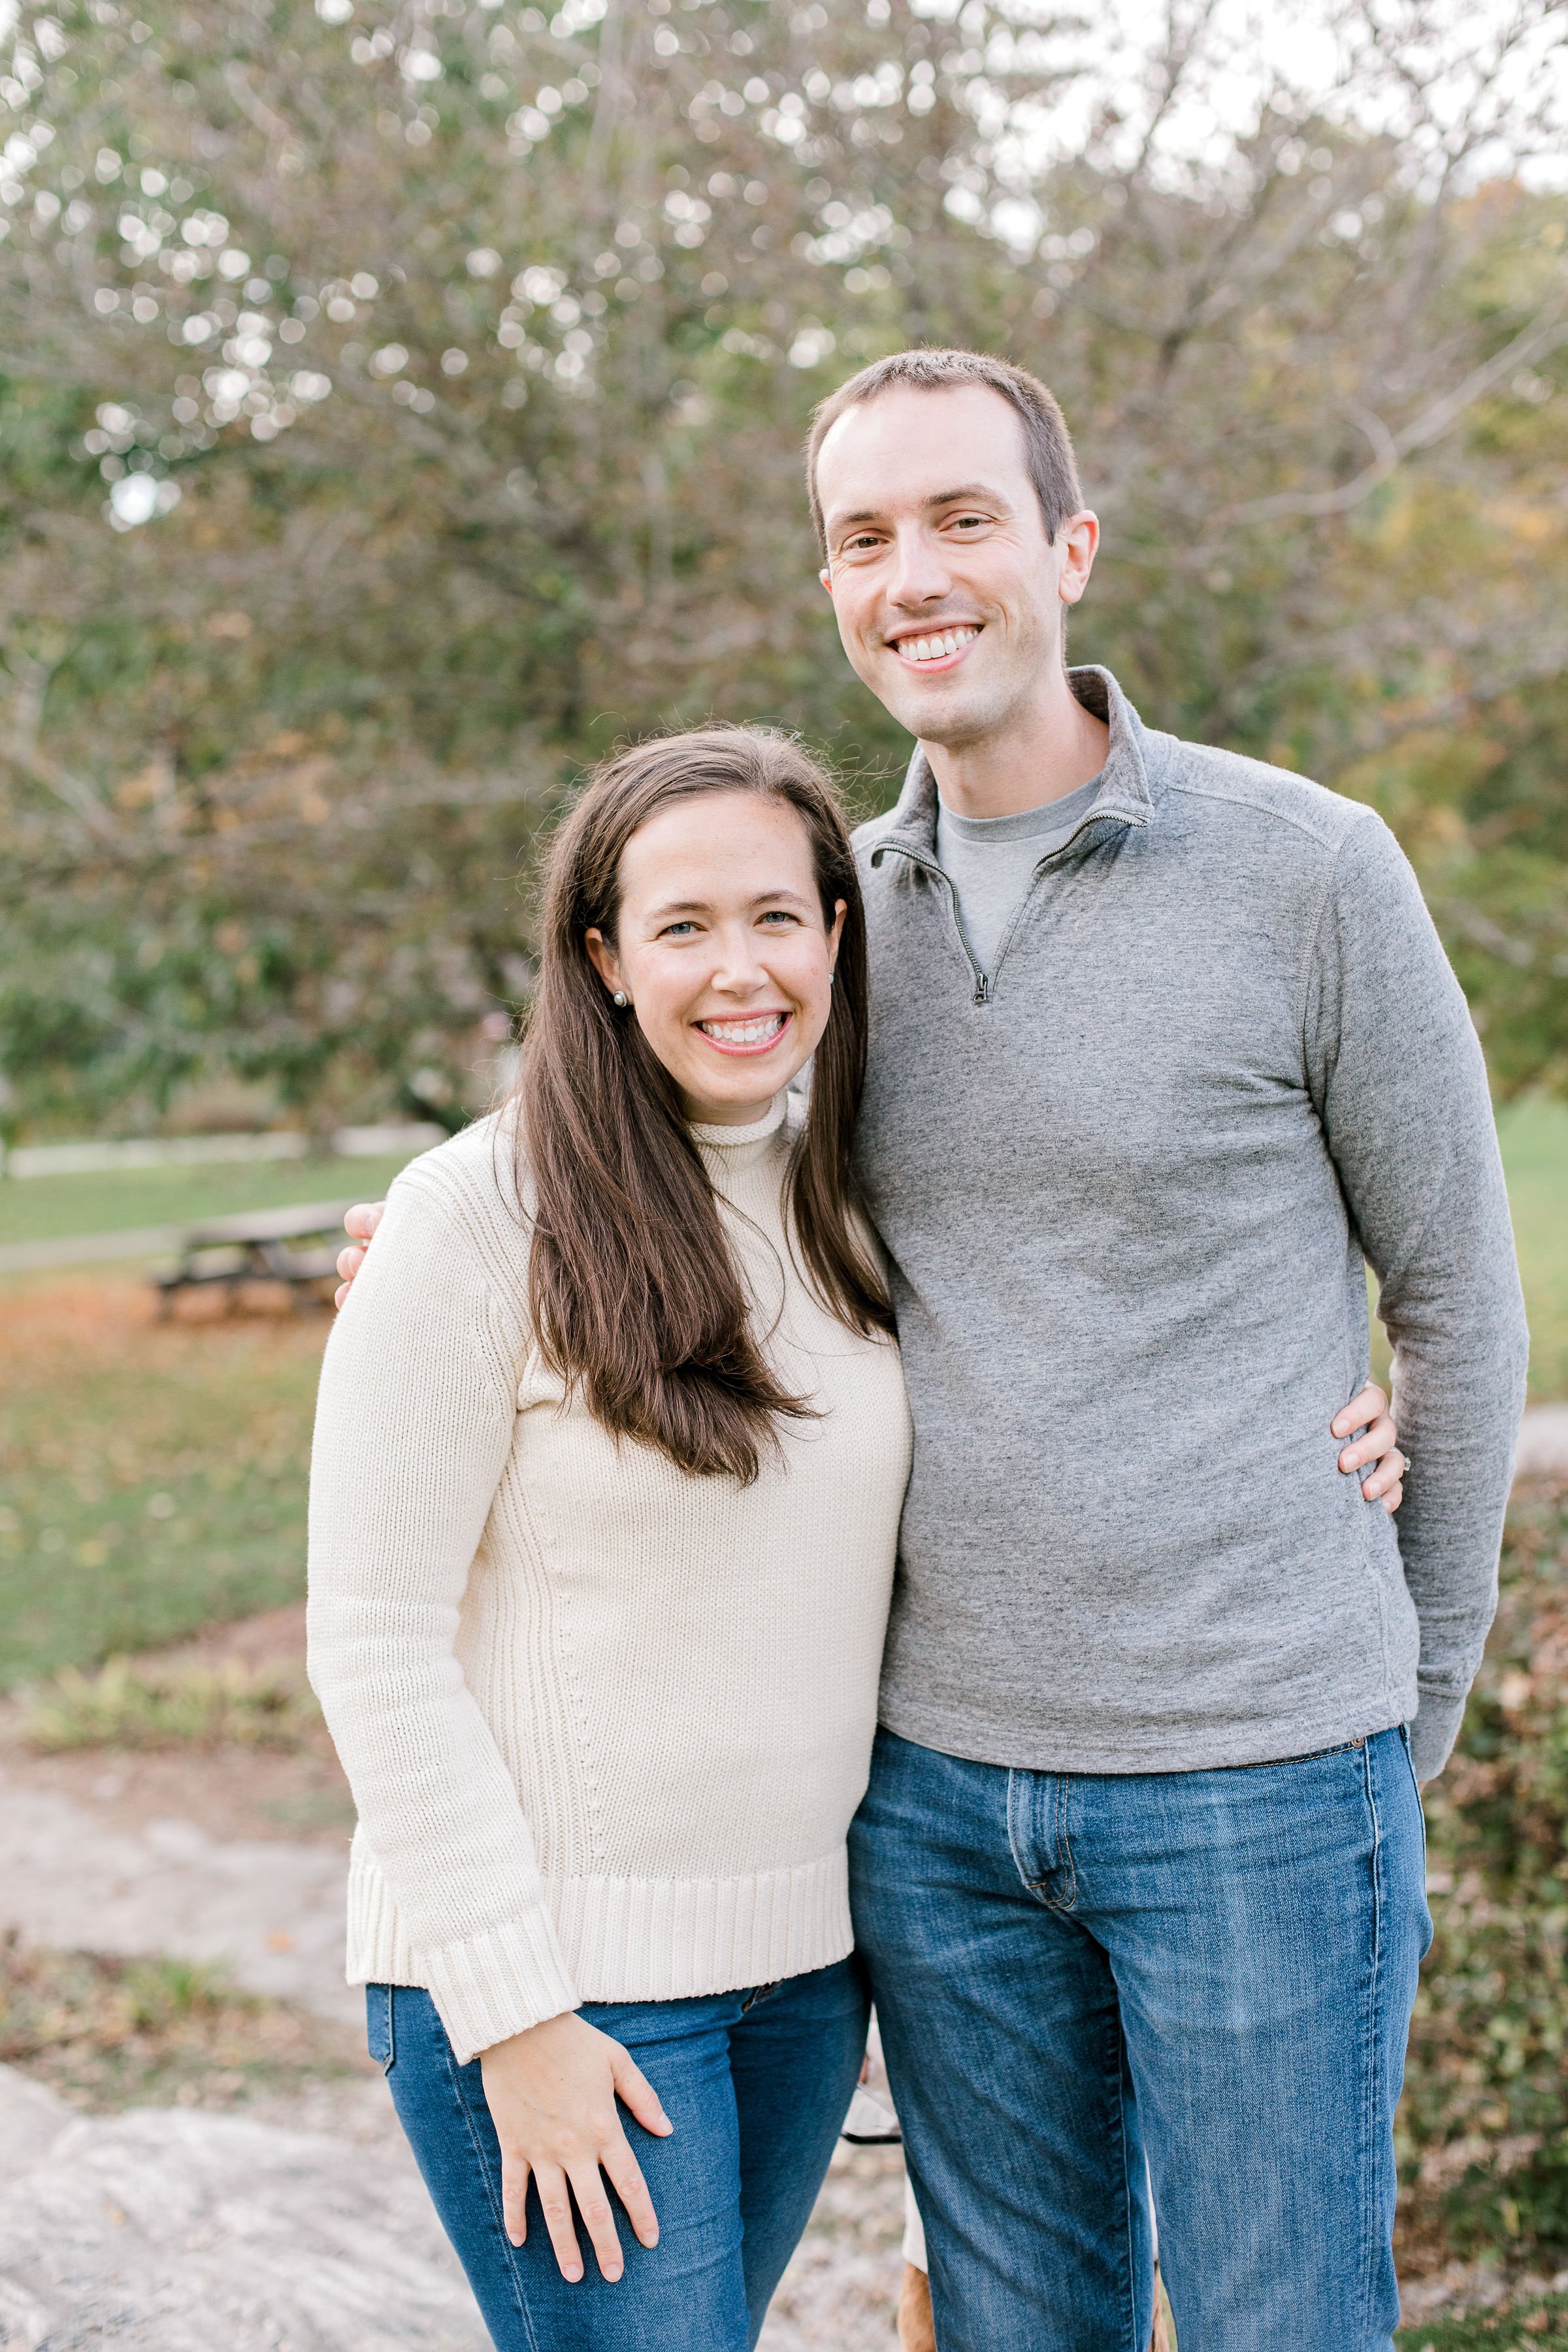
left=585, top=789, right=846, bottom=1126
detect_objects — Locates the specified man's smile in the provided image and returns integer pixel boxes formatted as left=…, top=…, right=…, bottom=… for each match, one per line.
left=887, top=625, right=982, bottom=669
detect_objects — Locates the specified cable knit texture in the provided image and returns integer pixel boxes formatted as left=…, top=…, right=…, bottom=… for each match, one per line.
left=306, top=1096, right=911, bottom=2064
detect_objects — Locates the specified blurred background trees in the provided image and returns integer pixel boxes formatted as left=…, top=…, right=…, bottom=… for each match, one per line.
left=2, top=0, right=1566, bottom=1135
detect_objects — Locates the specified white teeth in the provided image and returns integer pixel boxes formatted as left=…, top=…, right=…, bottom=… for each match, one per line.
left=896, top=627, right=977, bottom=664
left=699, top=1014, right=785, bottom=1046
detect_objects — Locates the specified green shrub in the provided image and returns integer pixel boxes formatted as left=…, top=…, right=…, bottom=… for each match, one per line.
left=1398, top=1482, right=1568, bottom=2262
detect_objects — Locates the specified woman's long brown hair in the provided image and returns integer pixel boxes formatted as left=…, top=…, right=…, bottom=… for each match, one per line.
left=517, top=726, right=892, bottom=1484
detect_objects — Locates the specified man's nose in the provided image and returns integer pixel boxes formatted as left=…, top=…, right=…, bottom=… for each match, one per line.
left=886, top=528, right=952, bottom=609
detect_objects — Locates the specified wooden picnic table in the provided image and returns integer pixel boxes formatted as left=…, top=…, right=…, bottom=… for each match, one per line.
left=152, top=1200, right=354, bottom=1315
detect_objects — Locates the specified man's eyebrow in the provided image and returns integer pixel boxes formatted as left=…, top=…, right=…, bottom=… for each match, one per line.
left=826, top=483, right=1009, bottom=533
left=924, top=483, right=1008, bottom=508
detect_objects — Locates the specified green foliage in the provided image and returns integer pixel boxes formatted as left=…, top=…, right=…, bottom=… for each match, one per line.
left=2, top=0, right=1566, bottom=1132
left=1399, top=1484, right=1568, bottom=2261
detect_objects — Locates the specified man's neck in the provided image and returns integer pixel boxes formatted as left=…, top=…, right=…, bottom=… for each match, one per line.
left=919, top=665, right=1110, bottom=821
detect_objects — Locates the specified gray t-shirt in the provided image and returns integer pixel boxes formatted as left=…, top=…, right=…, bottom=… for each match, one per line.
left=936, top=776, right=1102, bottom=974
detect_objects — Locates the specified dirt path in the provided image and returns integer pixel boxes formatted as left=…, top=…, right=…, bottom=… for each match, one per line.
left=0, top=1605, right=907, bottom=2347
left=0, top=1605, right=357, bottom=2024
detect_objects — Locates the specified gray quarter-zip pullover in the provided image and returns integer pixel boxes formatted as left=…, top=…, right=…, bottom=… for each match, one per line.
left=937, top=775, right=1102, bottom=974
left=853, top=665, right=1527, bottom=1781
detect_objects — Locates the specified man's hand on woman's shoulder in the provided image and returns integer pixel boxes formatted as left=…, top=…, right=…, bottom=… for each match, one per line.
left=334, top=1202, right=385, bottom=1309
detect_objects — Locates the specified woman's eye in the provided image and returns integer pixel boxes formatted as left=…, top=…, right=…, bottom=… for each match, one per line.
left=759, top=910, right=798, bottom=926
left=659, top=921, right=698, bottom=938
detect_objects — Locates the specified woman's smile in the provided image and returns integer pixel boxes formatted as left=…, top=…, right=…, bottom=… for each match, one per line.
left=693, top=1011, right=792, bottom=1056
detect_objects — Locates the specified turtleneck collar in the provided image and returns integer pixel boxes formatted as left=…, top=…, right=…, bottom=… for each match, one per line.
left=689, top=1092, right=789, bottom=1173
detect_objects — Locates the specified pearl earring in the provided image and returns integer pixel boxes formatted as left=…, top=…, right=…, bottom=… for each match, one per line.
left=612, top=990, right=629, bottom=1007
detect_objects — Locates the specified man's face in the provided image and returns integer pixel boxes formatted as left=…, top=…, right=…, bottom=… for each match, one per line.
left=815, top=382, right=1096, bottom=750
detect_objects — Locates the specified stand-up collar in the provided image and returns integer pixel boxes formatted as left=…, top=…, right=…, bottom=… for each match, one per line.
left=689, top=1090, right=790, bottom=1177
left=873, top=665, right=1160, bottom=864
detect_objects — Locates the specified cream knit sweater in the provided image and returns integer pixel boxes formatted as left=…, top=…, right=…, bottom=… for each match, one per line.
left=306, top=1096, right=911, bottom=2065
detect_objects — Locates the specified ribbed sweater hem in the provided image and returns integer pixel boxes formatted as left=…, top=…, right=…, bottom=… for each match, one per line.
left=345, top=1846, right=853, bottom=2064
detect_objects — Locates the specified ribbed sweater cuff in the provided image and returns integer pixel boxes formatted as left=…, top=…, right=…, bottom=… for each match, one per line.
left=422, top=1917, right=582, bottom=2065
left=1409, top=1689, right=1466, bottom=1784
left=346, top=1846, right=579, bottom=2063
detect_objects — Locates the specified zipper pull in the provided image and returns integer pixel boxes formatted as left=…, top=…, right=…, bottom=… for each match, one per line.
left=973, top=977, right=988, bottom=1005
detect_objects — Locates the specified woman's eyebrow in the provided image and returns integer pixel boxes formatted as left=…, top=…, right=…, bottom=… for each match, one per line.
left=643, top=885, right=813, bottom=923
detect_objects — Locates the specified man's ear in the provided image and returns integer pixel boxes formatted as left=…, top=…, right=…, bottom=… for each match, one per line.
left=819, top=566, right=833, bottom=596
left=1056, top=511, right=1100, bottom=608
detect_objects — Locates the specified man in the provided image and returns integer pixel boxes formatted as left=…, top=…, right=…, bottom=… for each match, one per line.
left=340, top=350, right=1524, bottom=2349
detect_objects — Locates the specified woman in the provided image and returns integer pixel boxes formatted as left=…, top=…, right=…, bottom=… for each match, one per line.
left=312, top=725, right=1405, bottom=2352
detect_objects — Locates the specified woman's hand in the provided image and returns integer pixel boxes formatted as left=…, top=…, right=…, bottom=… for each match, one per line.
left=479, top=2010, right=674, bottom=2283
left=1331, top=1382, right=1406, bottom=1514
left=333, top=1201, right=385, bottom=1308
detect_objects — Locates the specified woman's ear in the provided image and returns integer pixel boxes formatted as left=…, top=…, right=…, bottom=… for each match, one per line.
left=584, top=928, right=623, bottom=998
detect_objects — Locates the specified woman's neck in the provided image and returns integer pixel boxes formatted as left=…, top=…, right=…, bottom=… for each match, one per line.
left=681, top=1089, right=781, bottom=1129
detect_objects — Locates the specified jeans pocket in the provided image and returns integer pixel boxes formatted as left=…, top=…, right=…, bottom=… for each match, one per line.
left=366, top=1983, right=395, bottom=2074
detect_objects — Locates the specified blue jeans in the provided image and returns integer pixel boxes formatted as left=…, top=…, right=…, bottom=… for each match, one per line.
left=368, top=1957, right=868, bottom=2352
left=851, top=1724, right=1430, bottom=2352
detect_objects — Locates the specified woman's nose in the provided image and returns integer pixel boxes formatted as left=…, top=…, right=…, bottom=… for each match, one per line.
left=708, top=930, right=768, bottom=991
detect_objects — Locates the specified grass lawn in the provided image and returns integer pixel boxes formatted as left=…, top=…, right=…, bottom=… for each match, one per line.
left=1497, top=1096, right=1568, bottom=1403
left=0, top=1151, right=419, bottom=1250
left=0, top=1095, right=1562, bottom=1691
left=1362, top=1094, right=1565, bottom=1403
left=0, top=1274, right=326, bottom=1686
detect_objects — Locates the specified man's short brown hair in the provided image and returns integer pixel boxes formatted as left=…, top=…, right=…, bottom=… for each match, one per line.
left=806, top=348, right=1083, bottom=559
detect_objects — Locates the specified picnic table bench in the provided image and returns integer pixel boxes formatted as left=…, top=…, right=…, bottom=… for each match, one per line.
left=153, top=1200, right=353, bottom=1315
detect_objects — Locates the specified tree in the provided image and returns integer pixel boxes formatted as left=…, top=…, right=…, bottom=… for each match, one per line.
left=2, top=0, right=1565, bottom=1130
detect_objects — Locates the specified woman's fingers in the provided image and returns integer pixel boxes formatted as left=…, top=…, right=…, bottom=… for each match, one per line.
left=600, top=2131, right=661, bottom=2252
left=1338, top=1409, right=1396, bottom=1473
left=1328, top=1386, right=1406, bottom=1516
left=566, top=2157, right=627, bottom=2282
left=500, top=2149, right=531, bottom=2249
left=533, top=2161, right=585, bottom=2282
left=608, top=2046, right=672, bottom=2139
left=343, top=1201, right=385, bottom=1243
left=1361, top=1450, right=1406, bottom=1513
left=1331, top=1382, right=1387, bottom=1440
